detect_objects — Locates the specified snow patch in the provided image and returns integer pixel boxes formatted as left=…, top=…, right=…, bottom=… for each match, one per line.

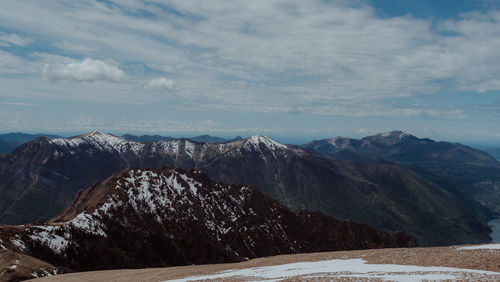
left=28, top=226, right=69, bottom=254
left=11, top=236, right=26, bottom=251
left=165, top=258, right=500, bottom=282
left=69, top=212, right=107, bottom=236
left=458, top=243, right=500, bottom=250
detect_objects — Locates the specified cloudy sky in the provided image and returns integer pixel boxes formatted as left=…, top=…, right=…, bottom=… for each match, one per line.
left=0, top=0, right=499, bottom=143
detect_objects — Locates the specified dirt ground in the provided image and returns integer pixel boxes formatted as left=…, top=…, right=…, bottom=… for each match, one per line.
left=27, top=244, right=500, bottom=282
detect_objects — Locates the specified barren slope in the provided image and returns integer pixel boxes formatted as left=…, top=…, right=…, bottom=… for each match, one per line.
left=28, top=244, right=500, bottom=281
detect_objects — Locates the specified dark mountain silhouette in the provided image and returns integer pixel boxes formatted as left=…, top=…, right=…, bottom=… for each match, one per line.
left=0, top=167, right=415, bottom=274
left=302, top=131, right=500, bottom=213
left=0, top=132, right=62, bottom=153
left=0, top=131, right=491, bottom=246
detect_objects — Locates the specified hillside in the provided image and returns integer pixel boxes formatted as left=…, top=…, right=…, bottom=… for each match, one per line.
left=0, top=132, right=492, bottom=246
left=0, top=167, right=414, bottom=280
left=303, top=131, right=500, bottom=212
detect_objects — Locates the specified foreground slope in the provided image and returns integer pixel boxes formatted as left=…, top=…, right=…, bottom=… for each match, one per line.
left=0, top=132, right=491, bottom=245
left=28, top=244, right=500, bottom=282
left=0, top=167, right=415, bottom=275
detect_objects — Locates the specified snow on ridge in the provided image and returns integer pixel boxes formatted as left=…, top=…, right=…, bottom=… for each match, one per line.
left=378, top=130, right=410, bottom=140
left=50, top=131, right=145, bottom=155
left=118, top=168, right=273, bottom=240
left=27, top=226, right=69, bottom=254
left=69, top=212, right=107, bottom=237
left=122, top=169, right=203, bottom=216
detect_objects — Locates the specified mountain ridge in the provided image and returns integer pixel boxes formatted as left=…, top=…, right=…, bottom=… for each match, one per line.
left=0, top=166, right=415, bottom=275
left=0, top=131, right=492, bottom=246
left=303, top=130, right=500, bottom=213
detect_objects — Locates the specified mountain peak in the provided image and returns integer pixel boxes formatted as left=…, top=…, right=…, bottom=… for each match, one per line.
left=50, top=131, right=145, bottom=154
left=378, top=130, right=410, bottom=138
left=363, top=131, right=415, bottom=145
left=243, top=135, right=287, bottom=151
left=76, top=131, right=110, bottom=138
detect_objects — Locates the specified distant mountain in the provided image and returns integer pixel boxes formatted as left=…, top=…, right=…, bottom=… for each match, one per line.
left=0, top=132, right=62, bottom=153
left=0, top=139, right=19, bottom=154
left=485, top=147, right=500, bottom=160
left=121, top=134, right=173, bottom=142
left=187, top=134, right=227, bottom=143
left=0, top=131, right=492, bottom=246
left=0, top=167, right=415, bottom=273
left=122, top=134, right=242, bottom=143
left=303, top=131, right=500, bottom=212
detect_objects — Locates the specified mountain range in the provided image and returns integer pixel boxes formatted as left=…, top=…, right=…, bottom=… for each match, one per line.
left=0, top=167, right=415, bottom=280
left=0, top=131, right=493, bottom=246
left=302, top=131, right=500, bottom=213
left=0, top=133, right=243, bottom=154
left=121, top=134, right=242, bottom=143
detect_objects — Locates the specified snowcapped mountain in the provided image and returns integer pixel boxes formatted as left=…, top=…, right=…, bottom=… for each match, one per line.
left=0, top=131, right=493, bottom=246
left=0, top=167, right=415, bottom=274
left=47, top=131, right=292, bottom=164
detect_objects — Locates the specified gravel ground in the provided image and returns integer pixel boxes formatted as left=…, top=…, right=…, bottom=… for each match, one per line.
left=28, top=244, right=500, bottom=282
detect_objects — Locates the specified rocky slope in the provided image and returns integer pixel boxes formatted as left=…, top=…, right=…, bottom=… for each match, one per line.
left=303, top=131, right=500, bottom=213
left=0, top=131, right=492, bottom=246
left=0, top=167, right=415, bottom=277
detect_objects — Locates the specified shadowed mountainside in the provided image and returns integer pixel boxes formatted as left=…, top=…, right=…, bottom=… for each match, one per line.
left=0, top=167, right=415, bottom=277
left=0, top=131, right=492, bottom=246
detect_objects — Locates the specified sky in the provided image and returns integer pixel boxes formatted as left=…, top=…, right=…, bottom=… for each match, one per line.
left=0, top=0, right=499, bottom=144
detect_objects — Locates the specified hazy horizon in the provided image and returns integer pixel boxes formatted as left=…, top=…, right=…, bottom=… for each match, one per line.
left=1, top=129, right=500, bottom=147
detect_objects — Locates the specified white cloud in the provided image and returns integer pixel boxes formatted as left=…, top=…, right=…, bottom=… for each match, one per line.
left=3, top=102, right=38, bottom=107
left=145, top=77, right=175, bottom=90
left=0, top=32, right=33, bottom=47
left=0, top=0, right=499, bottom=119
left=42, top=58, right=125, bottom=82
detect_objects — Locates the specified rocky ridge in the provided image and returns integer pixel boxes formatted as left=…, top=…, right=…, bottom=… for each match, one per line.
left=0, top=131, right=492, bottom=246
left=0, top=167, right=415, bottom=278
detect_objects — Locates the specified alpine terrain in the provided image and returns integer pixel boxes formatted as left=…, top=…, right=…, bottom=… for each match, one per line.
left=303, top=131, right=500, bottom=213
left=0, top=131, right=492, bottom=246
left=0, top=166, right=415, bottom=281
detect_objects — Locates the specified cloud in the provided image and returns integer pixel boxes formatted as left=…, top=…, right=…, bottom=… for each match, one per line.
left=3, top=102, right=38, bottom=106
left=145, top=77, right=175, bottom=90
left=0, top=32, right=33, bottom=47
left=42, top=58, right=125, bottom=82
left=0, top=0, right=499, bottom=120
